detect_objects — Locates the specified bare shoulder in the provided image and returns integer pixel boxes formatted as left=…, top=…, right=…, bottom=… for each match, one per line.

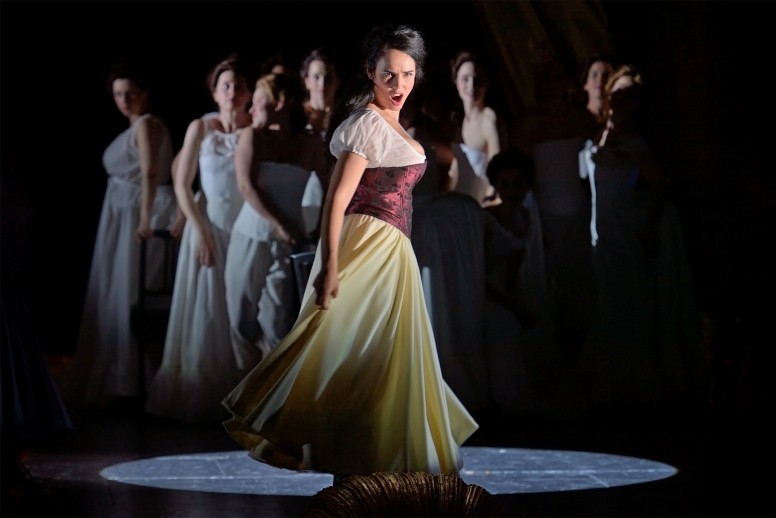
left=482, top=106, right=499, bottom=124
left=137, top=114, right=167, bottom=138
left=183, top=117, right=208, bottom=142
left=240, top=125, right=258, bottom=144
left=142, top=113, right=166, bottom=126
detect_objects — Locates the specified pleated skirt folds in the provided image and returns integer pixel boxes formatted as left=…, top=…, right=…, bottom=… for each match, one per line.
left=223, top=213, right=478, bottom=476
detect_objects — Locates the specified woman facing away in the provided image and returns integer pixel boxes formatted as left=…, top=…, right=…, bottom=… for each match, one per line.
left=144, top=54, right=254, bottom=423
left=58, top=58, right=178, bottom=406
left=222, top=24, right=478, bottom=482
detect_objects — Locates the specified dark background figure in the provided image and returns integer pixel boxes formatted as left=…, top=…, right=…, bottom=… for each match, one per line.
left=578, top=64, right=710, bottom=413
left=1, top=171, right=73, bottom=503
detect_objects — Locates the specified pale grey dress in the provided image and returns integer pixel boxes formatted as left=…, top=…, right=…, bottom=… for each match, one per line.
left=145, top=117, right=246, bottom=422
left=59, top=113, right=177, bottom=405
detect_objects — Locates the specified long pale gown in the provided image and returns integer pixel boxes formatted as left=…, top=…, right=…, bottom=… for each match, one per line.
left=222, top=108, right=479, bottom=477
left=59, top=113, right=177, bottom=405
left=145, top=116, right=247, bottom=422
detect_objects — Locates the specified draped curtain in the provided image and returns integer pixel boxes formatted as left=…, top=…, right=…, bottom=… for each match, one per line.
left=471, top=0, right=612, bottom=116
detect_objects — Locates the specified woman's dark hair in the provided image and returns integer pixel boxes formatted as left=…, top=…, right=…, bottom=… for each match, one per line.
left=260, top=51, right=296, bottom=77
left=450, top=49, right=489, bottom=84
left=106, top=58, right=151, bottom=93
left=324, top=24, right=426, bottom=146
left=207, top=53, right=256, bottom=93
left=578, top=51, right=615, bottom=88
left=299, top=48, right=337, bottom=80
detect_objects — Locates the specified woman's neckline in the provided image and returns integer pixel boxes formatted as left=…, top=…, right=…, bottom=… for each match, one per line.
left=363, top=106, right=425, bottom=158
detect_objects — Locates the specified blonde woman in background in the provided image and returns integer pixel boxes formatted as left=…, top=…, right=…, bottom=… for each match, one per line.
left=225, top=72, right=326, bottom=366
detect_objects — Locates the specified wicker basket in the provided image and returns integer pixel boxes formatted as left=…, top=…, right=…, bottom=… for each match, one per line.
left=303, top=471, right=503, bottom=517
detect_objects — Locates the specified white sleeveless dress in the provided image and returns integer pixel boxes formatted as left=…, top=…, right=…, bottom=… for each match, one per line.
left=452, top=142, right=494, bottom=205
left=145, top=117, right=247, bottom=422
left=59, top=113, right=177, bottom=405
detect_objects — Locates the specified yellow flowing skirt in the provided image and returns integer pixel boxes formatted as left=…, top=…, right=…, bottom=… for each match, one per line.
left=222, top=214, right=479, bottom=476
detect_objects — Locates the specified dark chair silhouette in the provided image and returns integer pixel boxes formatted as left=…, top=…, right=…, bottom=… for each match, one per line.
left=131, top=229, right=178, bottom=399
left=289, top=250, right=316, bottom=314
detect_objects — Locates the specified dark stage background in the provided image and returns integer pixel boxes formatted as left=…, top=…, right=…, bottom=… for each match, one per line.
left=2, top=1, right=774, bottom=415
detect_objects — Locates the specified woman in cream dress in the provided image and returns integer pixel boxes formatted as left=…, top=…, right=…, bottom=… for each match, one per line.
left=59, top=60, right=177, bottom=406
left=145, top=55, right=253, bottom=423
left=223, top=25, right=477, bottom=480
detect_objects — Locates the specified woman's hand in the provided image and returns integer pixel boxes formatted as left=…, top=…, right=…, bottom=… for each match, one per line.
left=136, top=215, right=153, bottom=241
left=168, top=211, right=186, bottom=243
left=195, top=230, right=217, bottom=267
left=313, top=267, right=338, bottom=310
left=274, top=224, right=292, bottom=245
left=274, top=221, right=306, bottom=247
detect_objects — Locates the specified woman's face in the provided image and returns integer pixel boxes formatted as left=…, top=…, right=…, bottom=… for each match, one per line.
left=304, top=59, right=338, bottom=105
left=213, top=70, right=251, bottom=113
left=112, top=78, right=148, bottom=118
left=584, top=60, right=613, bottom=102
left=455, top=61, right=486, bottom=104
left=249, top=87, right=272, bottom=129
left=370, top=49, right=416, bottom=113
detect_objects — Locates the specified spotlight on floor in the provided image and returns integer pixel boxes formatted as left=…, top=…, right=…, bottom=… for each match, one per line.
left=100, top=446, right=677, bottom=496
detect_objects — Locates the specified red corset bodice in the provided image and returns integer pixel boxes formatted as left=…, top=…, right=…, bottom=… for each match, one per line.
left=345, top=162, right=427, bottom=238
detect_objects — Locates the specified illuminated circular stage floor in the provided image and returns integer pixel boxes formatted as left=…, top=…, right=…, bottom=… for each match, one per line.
left=99, top=446, right=677, bottom=496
